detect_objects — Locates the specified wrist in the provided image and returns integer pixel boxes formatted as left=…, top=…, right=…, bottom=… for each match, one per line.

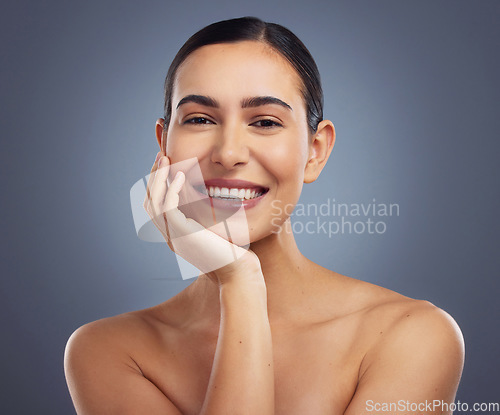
left=211, top=250, right=264, bottom=285
left=219, top=278, right=268, bottom=312
left=219, top=275, right=267, bottom=294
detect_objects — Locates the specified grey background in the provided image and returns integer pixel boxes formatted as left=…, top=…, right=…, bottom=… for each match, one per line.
left=1, top=0, right=499, bottom=413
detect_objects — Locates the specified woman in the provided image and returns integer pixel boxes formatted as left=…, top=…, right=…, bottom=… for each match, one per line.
left=65, top=17, right=464, bottom=414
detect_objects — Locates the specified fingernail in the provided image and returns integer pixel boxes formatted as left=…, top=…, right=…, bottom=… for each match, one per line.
left=155, top=152, right=162, bottom=162
left=174, top=171, right=183, bottom=180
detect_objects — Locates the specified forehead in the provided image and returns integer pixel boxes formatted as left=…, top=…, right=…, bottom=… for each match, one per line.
left=172, top=41, right=303, bottom=107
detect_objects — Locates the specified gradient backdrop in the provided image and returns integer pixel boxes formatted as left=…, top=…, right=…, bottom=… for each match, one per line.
left=1, top=0, right=499, bottom=413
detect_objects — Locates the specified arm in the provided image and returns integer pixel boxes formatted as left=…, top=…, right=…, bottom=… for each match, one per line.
left=65, top=154, right=275, bottom=414
left=159, top=156, right=275, bottom=412
left=344, top=303, right=465, bottom=415
left=200, top=267, right=274, bottom=414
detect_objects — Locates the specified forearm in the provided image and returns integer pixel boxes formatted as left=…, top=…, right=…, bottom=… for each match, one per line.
left=200, top=279, right=274, bottom=415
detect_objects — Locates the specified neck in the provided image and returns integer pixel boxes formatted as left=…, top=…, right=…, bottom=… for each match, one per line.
left=185, top=219, right=324, bottom=326
left=250, top=218, right=310, bottom=292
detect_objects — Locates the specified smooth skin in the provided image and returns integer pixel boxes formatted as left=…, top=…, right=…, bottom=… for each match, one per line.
left=64, top=41, right=464, bottom=415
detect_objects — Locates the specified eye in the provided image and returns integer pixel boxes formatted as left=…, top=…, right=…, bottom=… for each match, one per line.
left=251, top=119, right=283, bottom=128
left=184, top=117, right=214, bottom=125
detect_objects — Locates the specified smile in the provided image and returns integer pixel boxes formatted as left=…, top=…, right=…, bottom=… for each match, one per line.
left=200, top=186, right=266, bottom=200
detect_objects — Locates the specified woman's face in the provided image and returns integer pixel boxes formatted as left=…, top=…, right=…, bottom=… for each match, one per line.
left=164, top=40, right=312, bottom=244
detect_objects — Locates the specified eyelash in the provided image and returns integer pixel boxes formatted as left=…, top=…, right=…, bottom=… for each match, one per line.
left=183, top=117, right=283, bottom=129
left=184, top=117, right=214, bottom=125
left=251, top=119, right=283, bottom=128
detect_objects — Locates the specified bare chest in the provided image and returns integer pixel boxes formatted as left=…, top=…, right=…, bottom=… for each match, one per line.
left=135, top=324, right=364, bottom=415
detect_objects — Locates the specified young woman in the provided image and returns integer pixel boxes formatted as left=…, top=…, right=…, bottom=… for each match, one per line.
left=64, top=17, right=464, bottom=415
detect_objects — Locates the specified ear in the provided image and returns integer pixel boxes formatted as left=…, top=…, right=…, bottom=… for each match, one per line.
left=155, top=118, right=166, bottom=153
left=304, top=120, right=335, bottom=183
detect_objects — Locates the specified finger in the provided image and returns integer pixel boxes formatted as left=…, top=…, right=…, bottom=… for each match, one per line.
left=164, top=171, right=197, bottom=240
left=143, top=152, right=163, bottom=210
left=142, top=153, right=172, bottom=244
left=165, top=171, right=185, bottom=211
left=163, top=213, right=174, bottom=251
left=148, top=158, right=172, bottom=241
left=150, top=156, right=170, bottom=215
left=152, top=157, right=172, bottom=242
left=174, top=157, right=200, bottom=179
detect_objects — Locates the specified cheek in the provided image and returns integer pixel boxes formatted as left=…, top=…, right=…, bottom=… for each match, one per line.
left=264, top=137, right=309, bottom=186
left=166, top=130, right=186, bottom=159
left=166, top=131, right=210, bottom=163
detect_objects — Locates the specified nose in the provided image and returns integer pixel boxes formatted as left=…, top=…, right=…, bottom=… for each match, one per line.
left=210, top=124, right=250, bottom=170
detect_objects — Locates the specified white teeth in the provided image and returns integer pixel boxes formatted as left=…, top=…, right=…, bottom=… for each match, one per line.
left=204, top=186, right=265, bottom=200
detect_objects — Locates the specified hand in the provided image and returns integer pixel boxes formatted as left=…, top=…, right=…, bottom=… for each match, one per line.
left=142, top=153, right=261, bottom=285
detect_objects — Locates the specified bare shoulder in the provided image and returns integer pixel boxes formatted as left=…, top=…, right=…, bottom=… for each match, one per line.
left=64, top=311, right=155, bottom=387
left=361, top=280, right=463, bottom=349
left=331, top=271, right=463, bottom=337
left=365, top=294, right=465, bottom=362
left=336, top=275, right=465, bottom=385
left=322, top=270, right=464, bottom=374
left=64, top=299, right=181, bottom=369
left=64, top=304, right=184, bottom=414
left=66, top=310, right=154, bottom=353
left=321, top=272, right=466, bottom=413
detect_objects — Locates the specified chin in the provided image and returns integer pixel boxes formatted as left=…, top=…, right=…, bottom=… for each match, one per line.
left=178, top=202, right=251, bottom=247
left=205, top=219, right=252, bottom=247
left=176, top=190, right=292, bottom=247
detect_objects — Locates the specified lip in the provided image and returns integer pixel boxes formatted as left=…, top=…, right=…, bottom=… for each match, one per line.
left=201, top=178, right=268, bottom=192
left=191, top=178, right=269, bottom=210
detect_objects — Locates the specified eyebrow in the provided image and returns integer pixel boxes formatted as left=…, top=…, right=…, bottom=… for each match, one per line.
left=176, top=94, right=293, bottom=111
left=241, top=96, right=292, bottom=111
left=176, top=95, right=219, bottom=109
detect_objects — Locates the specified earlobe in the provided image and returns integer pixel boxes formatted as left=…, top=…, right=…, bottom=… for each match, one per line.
left=303, top=120, right=335, bottom=184
left=155, top=118, right=166, bottom=152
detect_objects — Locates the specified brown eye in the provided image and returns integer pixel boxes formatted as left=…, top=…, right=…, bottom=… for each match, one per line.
left=251, top=119, right=283, bottom=128
left=184, top=117, right=214, bottom=125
